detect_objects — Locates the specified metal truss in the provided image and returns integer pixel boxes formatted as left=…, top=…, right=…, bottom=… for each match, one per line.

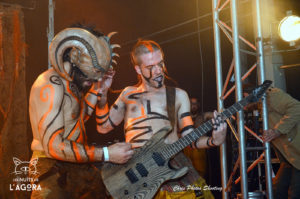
left=212, top=0, right=274, bottom=198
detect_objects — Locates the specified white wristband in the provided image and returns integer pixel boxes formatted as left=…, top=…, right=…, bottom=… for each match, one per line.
left=103, top=147, right=109, bottom=162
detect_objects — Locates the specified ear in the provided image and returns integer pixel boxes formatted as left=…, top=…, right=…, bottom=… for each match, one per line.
left=134, top=65, right=141, bottom=75
left=70, top=47, right=81, bottom=65
left=13, top=157, right=22, bottom=166
left=30, top=158, right=38, bottom=166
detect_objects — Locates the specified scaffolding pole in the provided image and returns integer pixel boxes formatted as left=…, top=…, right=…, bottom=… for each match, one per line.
left=230, top=0, right=249, bottom=198
left=212, top=0, right=228, bottom=198
left=212, top=0, right=275, bottom=198
left=253, top=0, right=273, bottom=198
left=48, top=0, right=54, bottom=68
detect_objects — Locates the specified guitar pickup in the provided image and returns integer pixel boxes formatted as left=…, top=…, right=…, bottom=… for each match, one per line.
left=152, top=152, right=165, bottom=166
left=125, top=168, right=139, bottom=184
left=136, top=163, right=148, bottom=177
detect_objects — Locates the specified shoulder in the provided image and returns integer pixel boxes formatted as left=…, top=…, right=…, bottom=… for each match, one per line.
left=174, top=87, right=189, bottom=100
left=173, top=87, right=190, bottom=108
left=120, top=86, right=137, bottom=96
left=30, top=69, right=65, bottom=101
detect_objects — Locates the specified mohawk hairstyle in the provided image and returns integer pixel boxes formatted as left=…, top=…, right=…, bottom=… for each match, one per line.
left=130, top=39, right=164, bottom=66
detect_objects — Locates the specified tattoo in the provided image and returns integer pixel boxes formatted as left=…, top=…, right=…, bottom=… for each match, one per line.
left=128, top=91, right=148, bottom=99
left=180, top=125, right=194, bottom=134
left=40, top=83, right=65, bottom=143
left=113, top=104, right=118, bottom=110
left=180, top=112, right=191, bottom=119
left=140, top=67, right=152, bottom=83
left=50, top=75, right=62, bottom=85
left=108, top=117, right=117, bottom=128
left=96, top=112, right=109, bottom=119
left=125, top=126, right=153, bottom=143
left=146, top=100, right=169, bottom=120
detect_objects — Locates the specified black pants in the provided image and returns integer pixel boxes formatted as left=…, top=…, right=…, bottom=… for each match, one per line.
left=30, top=158, right=108, bottom=199
left=273, top=161, right=300, bottom=199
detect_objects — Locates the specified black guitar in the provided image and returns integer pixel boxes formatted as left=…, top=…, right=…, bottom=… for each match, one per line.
left=101, top=80, right=272, bottom=199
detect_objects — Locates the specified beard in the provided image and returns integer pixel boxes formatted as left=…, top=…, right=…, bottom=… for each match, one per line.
left=72, top=66, right=93, bottom=94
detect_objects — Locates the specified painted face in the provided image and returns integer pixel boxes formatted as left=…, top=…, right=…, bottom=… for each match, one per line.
left=137, top=50, right=165, bottom=88
left=72, top=66, right=95, bottom=94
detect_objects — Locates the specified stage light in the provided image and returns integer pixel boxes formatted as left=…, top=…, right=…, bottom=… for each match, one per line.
left=278, top=14, right=300, bottom=44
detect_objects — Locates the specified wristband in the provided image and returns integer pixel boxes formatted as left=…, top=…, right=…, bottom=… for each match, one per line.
left=206, top=137, right=211, bottom=147
left=103, top=147, right=109, bottom=162
left=210, top=138, right=216, bottom=146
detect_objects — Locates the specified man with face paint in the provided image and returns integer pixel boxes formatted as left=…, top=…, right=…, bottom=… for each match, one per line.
left=28, top=27, right=133, bottom=199
left=96, top=40, right=227, bottom=198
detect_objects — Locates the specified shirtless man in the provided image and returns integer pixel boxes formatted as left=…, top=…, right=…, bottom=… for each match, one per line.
left=29, top=27, right=133, bottom=198
left=96, top=40, right=227, bottom=198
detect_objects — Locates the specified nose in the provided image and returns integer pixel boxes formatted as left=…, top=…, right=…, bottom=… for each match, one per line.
left=153, top=64, right=163, bottom=74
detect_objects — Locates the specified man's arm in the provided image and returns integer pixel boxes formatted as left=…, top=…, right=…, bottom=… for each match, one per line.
left=30, top=80, right=132, bottom=163
left=267, top=88, right=300, bottom=134
left=176, top=89, right=226, bottom=148
left=263, top=88, right=300, bottom=142
left=95, top=70, right=127, bottom=134
left=83, top=83, right=99, bottom=122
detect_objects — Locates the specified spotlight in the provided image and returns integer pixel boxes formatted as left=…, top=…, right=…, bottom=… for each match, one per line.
left=278, top=12, right=300, bottom=45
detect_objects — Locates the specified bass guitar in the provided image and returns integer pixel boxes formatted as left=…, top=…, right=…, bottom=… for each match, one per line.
left=101, top=80, right=272, bottom=199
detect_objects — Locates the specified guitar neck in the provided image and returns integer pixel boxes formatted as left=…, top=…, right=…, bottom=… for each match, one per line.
left=161, top=95, right=251, bottom=159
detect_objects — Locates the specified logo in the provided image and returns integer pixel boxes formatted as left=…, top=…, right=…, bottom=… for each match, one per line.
left=12, top=157, right=38, bottom=175
left=10, top=157, right=41, bottom=191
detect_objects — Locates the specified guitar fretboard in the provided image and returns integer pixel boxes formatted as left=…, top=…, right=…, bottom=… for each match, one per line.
left=160, top=95, right=251, bottom=159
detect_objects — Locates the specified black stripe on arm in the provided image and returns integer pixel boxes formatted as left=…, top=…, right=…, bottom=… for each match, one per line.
left=97, top=118, right=108, bottom=126
left=130, top=139, right=149, bottom=143
left=180, top=112, right=191, bottom=119
left=179, top=125, right=194, bottom=134
left=70, top=142, right=78, bottom=162
left=108, top=117, right=117, bottom=128
left=112, top=104, right=118, bottom=110
left=88, top=92, right=97, bottom=96
left=85, top=101, right=95, bottom=110
left=96, top=112, right=109, bottom=119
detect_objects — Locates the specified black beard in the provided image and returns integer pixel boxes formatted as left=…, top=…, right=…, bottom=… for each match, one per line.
left=71, top=66, right=91, bottom=94
left=153, top=75, right=163, bottom=88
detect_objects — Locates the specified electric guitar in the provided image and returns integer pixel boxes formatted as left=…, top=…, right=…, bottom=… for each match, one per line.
left=101, top=80, right=272, bottom=199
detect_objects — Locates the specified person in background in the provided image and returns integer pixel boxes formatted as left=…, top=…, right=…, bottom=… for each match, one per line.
left=245, top=86, right=300, bottom=199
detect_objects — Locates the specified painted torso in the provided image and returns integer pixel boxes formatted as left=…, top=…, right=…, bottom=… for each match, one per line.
left=121, top=86, right=178, bottom=148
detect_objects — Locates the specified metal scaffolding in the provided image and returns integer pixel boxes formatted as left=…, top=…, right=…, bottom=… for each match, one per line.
left=212, top=0, right=274, bottom=198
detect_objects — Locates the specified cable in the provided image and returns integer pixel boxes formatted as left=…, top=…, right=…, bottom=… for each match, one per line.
left=196, top=0, right=205, bottom=116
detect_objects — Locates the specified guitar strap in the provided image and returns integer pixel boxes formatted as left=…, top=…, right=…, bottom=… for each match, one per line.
left=166, top=86, right=176, bottom=129
left=163, top=87, right=206, bottom=197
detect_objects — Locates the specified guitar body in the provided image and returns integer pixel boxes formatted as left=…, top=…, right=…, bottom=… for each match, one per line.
left=101, top=126, right=188, bottom=199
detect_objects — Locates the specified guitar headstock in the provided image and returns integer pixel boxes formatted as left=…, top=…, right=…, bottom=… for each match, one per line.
left=247, top=80, right=272, bottom=103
